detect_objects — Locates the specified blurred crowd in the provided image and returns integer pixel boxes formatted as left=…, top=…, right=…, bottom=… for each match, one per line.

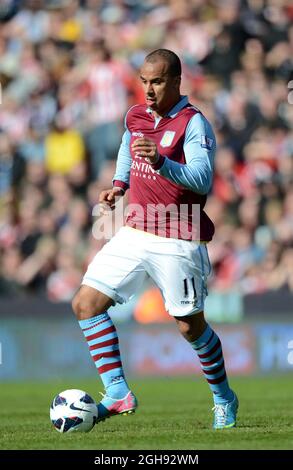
left=0, top=0, right=292, bottom=302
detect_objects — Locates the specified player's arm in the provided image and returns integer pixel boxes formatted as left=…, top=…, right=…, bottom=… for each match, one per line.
left=112, top=128, right=132, bottom=192
left=100, top=128, right=132, bottom=210
left=159, top=113, right=215, bottom=194
left=132, top=113, right=215, bottom=195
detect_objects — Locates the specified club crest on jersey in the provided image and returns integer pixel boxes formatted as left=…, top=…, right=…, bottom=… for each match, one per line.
left=160, top=131, right=176, bottom=147
left=201, top=135, right=213, bottom=150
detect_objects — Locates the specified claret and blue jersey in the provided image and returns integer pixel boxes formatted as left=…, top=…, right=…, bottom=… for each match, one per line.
left=113, top=96, right=216, bottom=241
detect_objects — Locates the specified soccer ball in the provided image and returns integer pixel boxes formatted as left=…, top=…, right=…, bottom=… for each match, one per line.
left=50, top=389, right=98, bottom=433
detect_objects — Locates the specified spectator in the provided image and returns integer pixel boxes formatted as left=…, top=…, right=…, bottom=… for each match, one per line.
left=0, top=0, right=292, bottom=301
left=45, top=118, right=86, bottom=174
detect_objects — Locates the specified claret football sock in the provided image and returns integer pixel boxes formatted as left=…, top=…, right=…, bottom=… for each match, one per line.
left=78, top=313, right=130, bottom=399
left=190, top=324, right=234, bottom=405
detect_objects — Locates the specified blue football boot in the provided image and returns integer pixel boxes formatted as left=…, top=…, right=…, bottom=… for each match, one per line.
left=213, top=391, right=239, bottom=429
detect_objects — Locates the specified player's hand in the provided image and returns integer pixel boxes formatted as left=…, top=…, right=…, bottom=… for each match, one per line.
left=99, top=187, right=125, bottom=212
left=131, top=137, right=159, bottom=164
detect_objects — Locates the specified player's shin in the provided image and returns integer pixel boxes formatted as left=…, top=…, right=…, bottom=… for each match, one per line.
left=78, top=312, right=130, bottom=399
left=189, top=324, right=234, bottom=405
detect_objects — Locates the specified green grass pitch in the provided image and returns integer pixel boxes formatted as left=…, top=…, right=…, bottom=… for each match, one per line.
left=1, top=376, right=292, bottom=450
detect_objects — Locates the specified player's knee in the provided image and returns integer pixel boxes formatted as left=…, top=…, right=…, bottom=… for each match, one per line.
left=72, top=292, right=91, bottom=319
left=178, top=323, right=196, bottom=342
left=72, top=287, right=113, bottom=320
left=72, top=293, right=80, bottom=317
left=176, top=312, right=207, bottom=342
left=72, top=291, right=100, bottom=320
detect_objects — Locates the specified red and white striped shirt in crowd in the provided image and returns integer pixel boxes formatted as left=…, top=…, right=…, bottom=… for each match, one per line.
left=87, top=60, right=128, bottom=125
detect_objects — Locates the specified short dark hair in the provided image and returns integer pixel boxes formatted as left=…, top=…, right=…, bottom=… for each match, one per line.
left=144, top=49, right=181, bottom=77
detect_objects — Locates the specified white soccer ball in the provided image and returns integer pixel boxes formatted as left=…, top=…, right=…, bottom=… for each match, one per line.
left=50, top=389, right=98, bottom=433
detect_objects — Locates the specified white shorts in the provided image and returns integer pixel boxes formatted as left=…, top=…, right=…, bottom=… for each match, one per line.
left=82, top=226, right=211, bottom=317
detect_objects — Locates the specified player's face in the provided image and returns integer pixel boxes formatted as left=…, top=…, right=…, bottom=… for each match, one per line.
left=140, top=60, right=181, bottom=117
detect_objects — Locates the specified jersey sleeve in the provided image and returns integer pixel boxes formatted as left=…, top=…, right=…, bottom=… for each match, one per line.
left=153, top=113, right=216, bottom=194
left=112, top=127, right=132, bottom=191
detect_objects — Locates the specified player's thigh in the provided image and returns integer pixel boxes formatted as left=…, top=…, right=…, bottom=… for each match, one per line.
left=147, top=240, right=211, bottom=317
left=82, top=228, right=148, bottom=304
